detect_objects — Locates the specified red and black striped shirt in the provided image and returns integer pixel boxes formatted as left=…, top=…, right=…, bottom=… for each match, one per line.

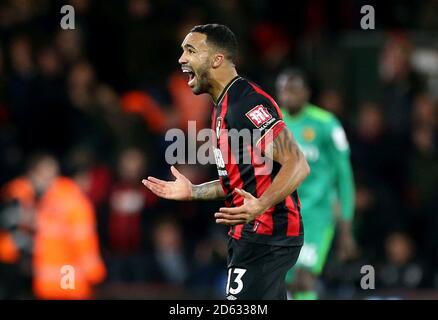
left=212, top=76, right=303, bottom=247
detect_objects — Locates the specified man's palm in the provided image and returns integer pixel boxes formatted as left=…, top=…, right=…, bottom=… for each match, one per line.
left=142, top=166, right=192, bottom=200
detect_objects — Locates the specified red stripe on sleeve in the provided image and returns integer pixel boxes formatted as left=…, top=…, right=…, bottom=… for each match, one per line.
left=256, top=120, right=285, bottom=151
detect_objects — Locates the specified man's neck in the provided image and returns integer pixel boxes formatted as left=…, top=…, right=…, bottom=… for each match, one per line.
left=209, top=68, right=239, bottom=104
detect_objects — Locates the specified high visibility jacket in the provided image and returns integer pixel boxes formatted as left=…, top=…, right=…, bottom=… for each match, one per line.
left=0, top=178, right=35, bottom=263
left=33, top=177, right=106, bottom=299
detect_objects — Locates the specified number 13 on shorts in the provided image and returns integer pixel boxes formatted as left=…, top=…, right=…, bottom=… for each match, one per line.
left=226, top=268, right=247, bottom=295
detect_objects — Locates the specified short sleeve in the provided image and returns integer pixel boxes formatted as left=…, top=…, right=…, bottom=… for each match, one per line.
left=226, top=93, right=285, bottom=151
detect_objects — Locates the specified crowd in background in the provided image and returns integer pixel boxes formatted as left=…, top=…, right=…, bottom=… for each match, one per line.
left=1, top=0, right=438, bottom=299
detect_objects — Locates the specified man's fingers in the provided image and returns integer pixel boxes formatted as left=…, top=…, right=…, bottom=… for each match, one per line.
left=147, top=176, right=171, bottom=186
left=143, top=179, right=165, bottom=192
left=215, top=218, right=247, bottom=226
left=215, top=212, right=248, bottom=220
left=143, top=180, right=167, bottom=197
left=219, top=206, right=246, bottom=214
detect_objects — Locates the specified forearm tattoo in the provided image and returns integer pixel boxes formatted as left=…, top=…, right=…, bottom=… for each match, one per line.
left=192, top=180, right=226, bottom=200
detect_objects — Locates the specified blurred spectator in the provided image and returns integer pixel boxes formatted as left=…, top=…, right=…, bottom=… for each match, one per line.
left=407, top=125, right=438, bottom=266
left=150, top=218, right=188, bottom=286
left=55, top=29, right=85, bottom=66
left=0, top=154, right=36, bottom=298
left=412, top=93, right=438, bottom=129
left=377, top=231, right=428, bottom=289
left=318, top=89, right=344, bottom=119
left=408, top=125, right=438, bottom=209
left=31, top=154, right=106, bottom=299
left=1, top=153, right=106, bottom=299
left=7, top=36, right=36, bottom=152
left=105, top=148, right=159, bottom=283
left=350, top=102, right=403, bottom=190
left=33, top=45, right=71, bottom=155
left=379, top=34, right=426, bottom=138
left=188, top=233, right=228, bottom=298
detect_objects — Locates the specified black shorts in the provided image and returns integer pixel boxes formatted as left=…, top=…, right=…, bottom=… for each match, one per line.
left=226, top=238, right=302, bottom=300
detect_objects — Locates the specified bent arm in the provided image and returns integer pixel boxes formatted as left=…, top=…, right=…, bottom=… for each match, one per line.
left=258, top=126, right=310, bottom=210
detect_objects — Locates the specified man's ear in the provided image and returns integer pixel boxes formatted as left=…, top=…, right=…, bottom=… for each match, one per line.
left=212, top=53, right=225, bottom=68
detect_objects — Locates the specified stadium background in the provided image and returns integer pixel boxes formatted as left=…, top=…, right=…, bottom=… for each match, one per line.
left=0, top=0, right=438, bottom=299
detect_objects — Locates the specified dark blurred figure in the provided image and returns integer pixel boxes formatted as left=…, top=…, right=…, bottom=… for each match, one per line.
left=187, top=233, right=228, bottom=298
left=350, top=102, right=405, bottom=194
left=55, top=29, right=85, bottom=66
left=377, top=231, right=428, bottom=289
left=379, top=34, right=426, bottom=139
left=122, top=0, right=175, bottom=87
left=105, top=148, right=157, bottom=282
left=6, top=36, right=36, bottom=153
left=407, top=125, right=438, bottom=268
left=33, top=45, right=71, bottom=155
left=412, top=93, right=438, bottom=129
left=318, top=89, right=345, bottom=119
left=351, top=102, right=408, bottom=260
left=149, top=217, right=189, bottom=286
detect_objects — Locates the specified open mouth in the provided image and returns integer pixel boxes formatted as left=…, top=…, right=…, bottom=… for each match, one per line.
left=182, top=68, right=196, bottom=87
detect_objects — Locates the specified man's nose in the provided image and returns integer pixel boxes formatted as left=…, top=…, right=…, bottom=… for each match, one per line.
left=178, top=53, right=187, bottom=65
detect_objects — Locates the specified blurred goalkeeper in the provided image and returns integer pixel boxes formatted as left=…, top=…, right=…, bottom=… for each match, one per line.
left=276, top=69, right=357, bottom=300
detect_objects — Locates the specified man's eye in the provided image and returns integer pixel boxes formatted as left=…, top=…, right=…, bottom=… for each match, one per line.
left=188, top=49, right=194, bottom=54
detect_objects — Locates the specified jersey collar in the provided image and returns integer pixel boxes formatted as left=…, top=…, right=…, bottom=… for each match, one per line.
left=215, top=76, right=242, bottom=107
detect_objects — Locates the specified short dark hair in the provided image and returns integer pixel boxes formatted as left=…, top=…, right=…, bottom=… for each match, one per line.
left=190, top=24, right=238, bottom=63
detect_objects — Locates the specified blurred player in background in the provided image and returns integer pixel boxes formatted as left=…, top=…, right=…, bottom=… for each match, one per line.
left=276, top=69, right=357, bottom=300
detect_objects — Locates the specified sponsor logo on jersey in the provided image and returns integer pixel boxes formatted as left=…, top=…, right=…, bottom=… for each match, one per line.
left=245, top=105, right=273, bottom=128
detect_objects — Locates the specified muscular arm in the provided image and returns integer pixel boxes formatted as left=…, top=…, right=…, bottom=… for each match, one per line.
left=258, top=126, right=310, bottom=210
left=215, top=126, right=310, bottom=225
left=192, top=180, right=226, bottom=200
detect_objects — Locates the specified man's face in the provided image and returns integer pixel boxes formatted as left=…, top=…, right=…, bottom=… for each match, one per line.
left=277, top=78, right=309, bottom=114
left=178, top=32, right=213, bottom=95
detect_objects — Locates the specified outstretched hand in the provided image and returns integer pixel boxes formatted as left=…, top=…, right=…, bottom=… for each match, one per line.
left=142, top=166, right=193, bottom=200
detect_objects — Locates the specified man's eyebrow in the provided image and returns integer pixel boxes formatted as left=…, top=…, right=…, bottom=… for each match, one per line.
left=182, top=43, right=197, bottom=51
